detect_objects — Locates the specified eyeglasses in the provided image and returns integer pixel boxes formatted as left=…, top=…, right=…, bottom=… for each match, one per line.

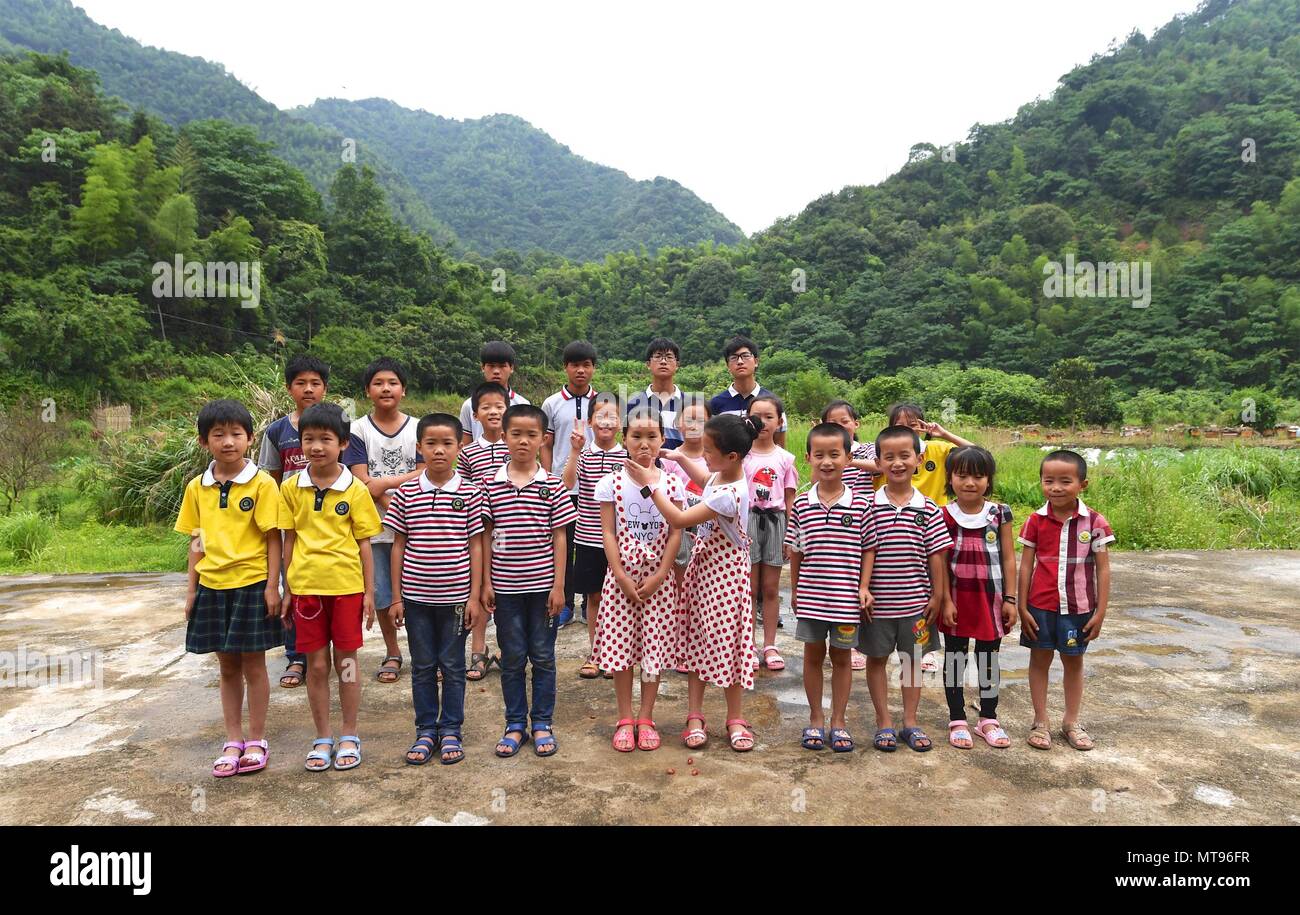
left=727, top=352, right=755, bottom=363
left=650, top=353, right=677, bottom=363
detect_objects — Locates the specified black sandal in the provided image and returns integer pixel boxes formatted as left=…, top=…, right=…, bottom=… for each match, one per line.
left=375, top=655, right=403, bottom=683
left=279, top=662, right=305, bottom=688
left=466, top=652, right=498, bottom=681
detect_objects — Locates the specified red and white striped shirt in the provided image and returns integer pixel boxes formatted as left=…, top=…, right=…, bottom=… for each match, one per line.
left=842, top=441, right=877, bottom=497
left=784, top=484, right=878, bottom=623
left=458, top=436, right=510, bottom=486
left=382, top=472, right=483, bottom=605
left=867, top=486, right=953, bottom=618
left=482, top=464, right=578, bottom=594
left=1019, top=499, right=1114, bottom=614
left=572, top=443, right=627, bottom=548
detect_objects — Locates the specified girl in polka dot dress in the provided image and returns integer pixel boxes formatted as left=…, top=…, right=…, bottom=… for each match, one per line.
left=595, top=410, right=684, bottom=752
left=625, top=413, right=762, bottom=752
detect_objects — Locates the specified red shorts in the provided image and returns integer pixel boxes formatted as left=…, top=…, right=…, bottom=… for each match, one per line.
left=292, top=593, right=364, bottom=653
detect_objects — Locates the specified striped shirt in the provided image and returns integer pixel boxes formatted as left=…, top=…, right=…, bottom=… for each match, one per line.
left=868, top=487, right=953, bottom=618
left=784, top=484, right=878, bottom=623
left=482, top=465, right=579, bottom=594
left=382, top=472, right=483, bottom=605
left=459, top=389, right=529, bottom=442
left=458, top=436, right=510, bottom=486
left=842, top=441, right=877, bottom=497
left=1019, top=499, right=1115, bottom=614
left=573, top=443, right=627, bottom=547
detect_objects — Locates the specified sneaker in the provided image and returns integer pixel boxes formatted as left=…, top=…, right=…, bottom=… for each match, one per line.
left=557, top=605, right=575, bottom=628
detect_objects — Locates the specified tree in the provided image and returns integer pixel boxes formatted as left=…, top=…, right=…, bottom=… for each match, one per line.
left=1048, top=357, right=1121, bottom=429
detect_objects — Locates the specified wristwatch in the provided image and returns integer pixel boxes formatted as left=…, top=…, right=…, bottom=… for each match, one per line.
left=640, top=485, right=653, bottom=499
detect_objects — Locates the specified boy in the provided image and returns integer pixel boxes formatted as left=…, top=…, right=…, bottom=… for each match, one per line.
left=785, top=423, right=876, bottom=752
left=541, top=341, right=600, bottom=626
left=458, top=341, right=530, bottom=445
left=481, top=404, right=578, bottom=759
left=257, top=353, right=330, bottom=689
left=458, top=382, right=511, bottom=487
left=278, top=403, right=383, bottom=771
left=384, top=413, right=485, bottom=765
left=176, top=399, right=283, bottom=776
left=1017, top=449, right=1114, bottom=751
left=861, top=424, right=953, bottom=752
left=344, top=357, right=425, bottom=685
left=624, top=337, right=685, bottom=449
left=707, top=335, right=787, bottom=448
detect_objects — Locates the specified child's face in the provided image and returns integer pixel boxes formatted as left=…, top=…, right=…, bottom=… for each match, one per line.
left=679, top=404, right=708, bottom=443
left=482, top=361, right=513, bottom=386
left=951, top=469, right=990, bottom=502
left=591, top=403, right=620, bottom=445
left=825, top=406, right=859, bottom=438
left=366, top=371, right=405, bottom=410
left=200, top=422, right=250, bottom=465
left=808, top=432, right=849, bottom=484
left=287, top=372, right=326, bottom=413
left=894, top=409, right=925, bottom=434
left=702, top=431, right=737, bottom=474
left=301, top=426, right=344, bottom=467
left=504, top=415, right=544, bottom=465
left=647, top=349, right=677, bottom=382
left=877, top=433, right=921, bottom=486
left=420, top=424, right=461, bottom=478
left=624, top=417, right=664, bottom=467
left=747, top=401, right=779, bottom=443
left=1040, top=459, right=1088, bottom=506
left=565, top=359, right=594, bottom=391
left=725, top=346, right=757, bottom=383
left=475, top=394, right=508, bottom=434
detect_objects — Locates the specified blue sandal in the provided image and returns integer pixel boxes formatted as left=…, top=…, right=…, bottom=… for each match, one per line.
left=405, top=734, right=437, bottom=766
left=532, top=723, right=558, bottom=758
left=899, top=726, right=932, bottom=752
left=829, top=728, right=855, bottom=753
left=304, top=737, right=334, bottom=771
left=439, top=734, right=465, bottom=766
left=800, top=727, right=826, bottom=750
left=333, top=735, right=362, bottom=770
left=873, top=728, right=897, bottom=752
left=496, top=723, right=529, bottom=758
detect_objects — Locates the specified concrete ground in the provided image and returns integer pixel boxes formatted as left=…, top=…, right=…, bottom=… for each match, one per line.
left=0, top=551, right=1297, bottom=825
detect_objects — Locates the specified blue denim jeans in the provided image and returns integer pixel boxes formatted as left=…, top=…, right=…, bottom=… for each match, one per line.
left=493, top=591, right=557, bottom=728
left=404, top=599, right=470, bottom=736
left=280, top=570, right=305, bottom=667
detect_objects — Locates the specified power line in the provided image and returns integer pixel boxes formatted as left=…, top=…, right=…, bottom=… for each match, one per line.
left=152, top=310, right=303, bottom=344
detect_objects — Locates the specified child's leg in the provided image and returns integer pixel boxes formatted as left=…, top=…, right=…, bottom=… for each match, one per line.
left=372, top=543, right=402, bottom=678
left=684, top=672, right=707, bottom=746
left=1028, top=648, right=1054, bottom=725
left=723, top=683, right=752, bottom=748
left=803, top=640, right=828, bottom=727
left=436, top=604, right=469, bottom=761
left=586, top=591, right=601, bottom=655
left=760, top=563, right=781, bottom=651
left=403, top=599, right=439, bottom=742
left=637, top=670, right=661, bottom=721
left=525, top=592, right=559, bottom=737
left=975, top=639, right=1002, bottom=720
left=216, top=652, right=245, bottom=743
left=1061, top=653, right=1085, bottom=726
left=335, top=648, right=361, bottom=735
left=470, top=611, right=490, bottom=663
left=614, top=669, right=635, bottom=720
left=943, top=635, right=970, bottom=722
left=865, top=654, right=892, bottom=728
left=240, top=651, right=270, bottom=740
left=493, top=594, right=528, bottom=737
left=828, top=646, right=853, bottom=730
left=306, top=646, right=333, bottom=737
left=899, top=651, right=923, bottom=729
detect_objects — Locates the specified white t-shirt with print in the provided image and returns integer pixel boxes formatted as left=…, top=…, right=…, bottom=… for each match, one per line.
left=594, top=467, right=685, bottom=545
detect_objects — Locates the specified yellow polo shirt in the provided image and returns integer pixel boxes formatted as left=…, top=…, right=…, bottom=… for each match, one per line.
left=278, top=465, right=383, bottom=595
left=913, top=439, right=955, bottom=505
left=174, top=460, right=280, bottom=590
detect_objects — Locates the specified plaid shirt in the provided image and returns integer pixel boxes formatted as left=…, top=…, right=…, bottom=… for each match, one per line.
left=1018, top=499, right=1115, bottom=614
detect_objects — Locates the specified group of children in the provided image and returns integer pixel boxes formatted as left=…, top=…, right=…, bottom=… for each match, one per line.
left=177, top=335, right=1114, bottom=775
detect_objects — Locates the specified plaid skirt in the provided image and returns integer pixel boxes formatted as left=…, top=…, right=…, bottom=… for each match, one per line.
left=186, top=580, right=284, bottom=654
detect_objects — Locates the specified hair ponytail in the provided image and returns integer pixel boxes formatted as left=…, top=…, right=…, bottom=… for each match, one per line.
left=705, top=413, right=759, bottom=459
left=743, top=415, right=764, bottom=440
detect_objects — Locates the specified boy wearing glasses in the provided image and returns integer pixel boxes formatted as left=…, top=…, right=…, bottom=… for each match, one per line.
left=708, top=335, right=787, bottom=448
left=625, top=337, right=686, bottom=449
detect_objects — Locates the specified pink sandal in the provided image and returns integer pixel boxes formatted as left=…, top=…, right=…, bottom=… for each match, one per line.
left=612, top=718, right=636, bottom=753
left=948, top=720, right=973, bottom=749
left=634, top=718, right=661, bottom=751
left=851, top=649, right=867, bottom=671
left=726, top=718, right=755, bottom=752
left=212, top=740, right=244, bottom=778
left=681, top=712, right=707, bottom=749
left=976, top=718, right=1011, bottom=748
left=761, top=646, right=785, bottom=671
left=237, top=739, right=269, bottom=773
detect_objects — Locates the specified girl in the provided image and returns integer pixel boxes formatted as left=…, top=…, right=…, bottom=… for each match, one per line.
left=939, top=446, right=1017, bottom=749
left=822, top=399, right=879, bottom=499
left=660, top=394, right=711, bottom=674
left=743, top=395, right=798, bottom=672
left=625, top=413, right=761, bottom=752
left=563, top=395, right=626, bottom=680
left=596, top=410, right=685, bottom=751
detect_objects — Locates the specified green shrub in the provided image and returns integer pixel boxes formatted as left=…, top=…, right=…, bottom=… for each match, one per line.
left=0, top=511, right=52, bottom=560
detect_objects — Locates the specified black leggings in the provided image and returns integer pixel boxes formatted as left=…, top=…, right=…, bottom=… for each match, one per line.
left=943, top=635, right=1002, bottom=722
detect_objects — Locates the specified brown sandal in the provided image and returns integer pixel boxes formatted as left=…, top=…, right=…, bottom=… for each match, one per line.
left=579, top=657, right=601, bottom=679
left=1027, top=722, right=1052, bottom=750
left=1061, top=723, right=1094, bottom=751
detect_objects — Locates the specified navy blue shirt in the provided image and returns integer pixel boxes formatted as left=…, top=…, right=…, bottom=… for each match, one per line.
left=625, top=385, right=685, bottom=449
left=707, top=383, right=788, bottom=432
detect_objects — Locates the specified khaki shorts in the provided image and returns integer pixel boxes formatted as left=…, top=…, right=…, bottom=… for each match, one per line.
left=860, top=612, right=934, bottom=660
left=747, top=510, right=787, bottom=567
left=795, top=618, right=859, bottom=650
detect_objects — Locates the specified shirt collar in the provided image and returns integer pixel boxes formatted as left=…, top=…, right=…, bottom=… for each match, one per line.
left=949, top=500, right=997, bottom=529
left=418, top=472, right=462, bottom=493
left=476, top=435, right=504, bottom=449
left=493, top=463, right=548, bottom=485
left=296, top=464, right=354, bottom=491
left=874, top=486, right=925, bottom=509
left=559, top=385, right=597, bottom=401
left=811, top=483, right=854, bottom=508
left=1035, top=498, right=1090, bottom=520
left=645, top=384, right=682, bottom=401
left=726, top=382, right=762, bottom=399
left=202, top=459, right=258, bottom=487
left=588, top=441, right=624, bottom=454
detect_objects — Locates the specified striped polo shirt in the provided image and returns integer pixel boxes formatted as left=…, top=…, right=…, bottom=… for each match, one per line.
left=458, top=436, right=510, bottom=486
left=381, top=472, right=483, bottom=605
left=573, top=443, right=628, bottom=548
left=482, top=464, right=578, bottom=594
left=784, top=484, right=878, bottom=623
left=1019, top=499, right=1115, bottom=614
left=841, top=441, right=877, bottom=497
left=867, top=486, right=953, bottom=618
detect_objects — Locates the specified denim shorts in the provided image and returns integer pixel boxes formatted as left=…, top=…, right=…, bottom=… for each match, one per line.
left=795, top=618, right=859, bottom=650
left=371, top=542, right=394, bottom=610
left=1019, top=605, right=1093, bottom=655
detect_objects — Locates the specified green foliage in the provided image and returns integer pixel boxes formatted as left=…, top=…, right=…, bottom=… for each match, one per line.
left=0, top=510, right=52, bottom=559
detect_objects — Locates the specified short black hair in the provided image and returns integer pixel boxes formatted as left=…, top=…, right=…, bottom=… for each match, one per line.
left=875, top=424, right=921, bottom=453
left=679, top=392, right=712, bottom=417
left=705, top=413, right=761, bottom=459
left=197, top=399, right=254, bottom=439
left=723, top=335, right=758, bottom=361
left=821, top=399, right=858, bottom=423
left=284, top=354, right=330, bottom=387
left=807, top=422, right=851, bottom=454
left=945, top=445, right=997, bottom=497
left=1042, top=449, right=1088, bottom=480
left=503, top=403, right=547, bottom=433
left=299, top=402, right=350, bottom=443
left=480, top=341, right=517, bottom=366
left=363, top=356, right=407, bottom=390
left=472, top=381, right=509, bottom=414
left=562, top=340, right=598, bottom=365
left=748, top=393, right=784, bottom=419
left=417, top=412, right=463, bottom=442
left=887, top=402, right=926, bottom=425
left=624, top=399, right=665, bottom=435
left=644, top=337, right=680, bottom=361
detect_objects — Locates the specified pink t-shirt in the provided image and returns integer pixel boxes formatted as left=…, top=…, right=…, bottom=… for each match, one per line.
left=743, top=446, right=798, bottom=511
left=662, top=454, right=707, bottom=509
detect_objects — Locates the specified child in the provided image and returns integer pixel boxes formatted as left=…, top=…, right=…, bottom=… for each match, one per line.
left=481, top=404, right=578, bottom=758
left=176, top=400, right=283, bottom=777
left=596, top=409, right=684, bottom=751
left=660, top=394, right=711, bottom=673
left=707, top=335, right=788, bottom=448
left=624, top=337, right=686, bottom=449
left=744, top=395, right=798, bottom=671
left=785, top=422, right=876, bottom=753
left=862, top=424, right=953, bottom=753
left=344, top=357, right=425, bottom=685
left=624, top=413, right=761, bottom=752
left=459, top=381, right=511, bottom=681
left=278, top=403, right=382, bottom=771
left=258, top=354, right=330, bottom=689
left=822, top=399, right=879, bottom=671
left=562, top=394, right=626, bottom=679
left=542, top=341, right=600, bottom=627
left=384, top=413, right=485, bottom=766
left=938, top=446, right=1017, bottom=750
left=458, top=341, right=530, bottom=445
left=1017, top=449, right=1114, bottom=751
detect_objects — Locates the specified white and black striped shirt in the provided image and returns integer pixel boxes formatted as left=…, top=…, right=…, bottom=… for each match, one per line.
left=482, top=465, right=578, bottom=594
left=785, top=484, right=877, bottom=623
left=867, top=487, right=953, bottom=618
left=382, top=473, right=483, bottom=605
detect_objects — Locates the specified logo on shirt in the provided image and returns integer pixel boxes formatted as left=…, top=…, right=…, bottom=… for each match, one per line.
left=985, top=529, right=997, bottom=543
left=840, top=514, right=854, bottom=527
left=537, top=486, right=550, bottom=500
left=1078, top=530, right=1092, bottom=543
left=376, top=445, right=408, bottom=474
left=752, top=466, right=777, bottom=503
left=925, top=460, right=936, bottom=472
left=914, top=513, right=926, bottom=527
left=239, top=497, right=254, bottom=512
left=451, top=497, right=465, bottom=511
left=335, top=501, right=350, bottom=515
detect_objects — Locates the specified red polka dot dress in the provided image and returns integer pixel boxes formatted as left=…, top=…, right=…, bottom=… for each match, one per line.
left=679, top=474, right=756, bottom=689
left=595, top=469, right=683, bottom=679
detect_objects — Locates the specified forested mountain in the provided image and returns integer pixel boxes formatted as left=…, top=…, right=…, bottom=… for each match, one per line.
left=0, top=0, right=741, bottom=259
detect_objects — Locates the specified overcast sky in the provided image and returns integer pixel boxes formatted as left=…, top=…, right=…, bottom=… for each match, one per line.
left=75, top=0, right=1200, bottom=235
